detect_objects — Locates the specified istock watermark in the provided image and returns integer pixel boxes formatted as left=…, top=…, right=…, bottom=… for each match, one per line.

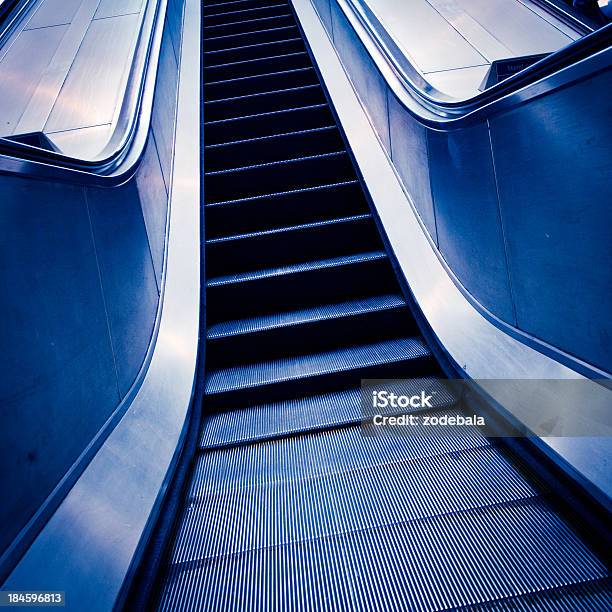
left=360, top=378, right=612, bottom=438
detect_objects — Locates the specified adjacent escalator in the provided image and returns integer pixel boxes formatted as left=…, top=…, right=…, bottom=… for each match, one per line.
left=152, top=0, right=610, bottom=608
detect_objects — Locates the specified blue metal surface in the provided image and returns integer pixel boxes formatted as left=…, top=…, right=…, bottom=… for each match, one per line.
left=314, top=0, right=612, bottom=375
left=0, top=0, right=185, bottom=580
left=153, top=2, right=610, bottom=608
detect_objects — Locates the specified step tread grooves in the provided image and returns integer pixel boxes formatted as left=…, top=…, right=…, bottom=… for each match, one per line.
left=159, top=499, right=607, bottom=611
left=204, top=336, right=432, bottom=395
left=201, top=376, right=451, bottom=448
left=206, top=250, right=386, bottom=287
left=206, top=292, right=403, bottom=339
left=206, top=213, right=371, bottom=244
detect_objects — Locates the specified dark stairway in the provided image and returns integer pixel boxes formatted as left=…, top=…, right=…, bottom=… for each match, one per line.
left=153, top=0, right=610, bottom=609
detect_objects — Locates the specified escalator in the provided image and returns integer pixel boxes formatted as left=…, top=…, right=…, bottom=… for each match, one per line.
left=148, top=0, right=610, bottom=608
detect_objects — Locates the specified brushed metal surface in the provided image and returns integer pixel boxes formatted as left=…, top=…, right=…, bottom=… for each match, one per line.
left=25, top=0, right=83, bottom=30
left=490, top=70, right=612, bottom=373
left=0, top=175, right=120, bottom=557
left=14, top=0, right=102, bottom=135
left=425, top=0, right=512, bottom=62
left=45, top=13, right=140, bottom=132
left=0, top=25, right=67, bottom=136
left=428, top=121, right=515, bottom=323
left=294, top=0, right=612, bottom=503
left=86, top=180, right=159, bottom=396
left=450, top=0, right=573, bottom=55
left=330, top=0, right=390, bottom=150
left=425, top=64, right=489, bottom=98
left=388, top=91, right=436, bottom=239
left=151, top=25, right=179, bottom=189
left=94, top=0, right=144, bottom=19
left=365, top=0, right=487, bottom=72
left=46, top=123, right=112, bottom=157
left=136, top=133, right=169, bottom=287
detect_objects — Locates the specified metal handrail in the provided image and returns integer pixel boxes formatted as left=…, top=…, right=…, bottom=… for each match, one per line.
left=0, top=0, right=167, bottom=180
left=345, top=0, right=612, bottom=121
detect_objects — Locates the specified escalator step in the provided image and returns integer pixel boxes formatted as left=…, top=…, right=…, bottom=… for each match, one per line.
left=204, top=84, right=326, bottom=121
left=204, top=336, right=434, bottom=395
left=205, top=0, right=287, bottom=18
left=204, top=180, right=368, bottom=236
left=204, top=37, right=305, bottom=65
left=207, top=250, right=387, bottom=288
left=204, top=151, right=354, bottom=201
left=159, top=499, right=606, bottom=612
left=205, top=214, right=381, bottom=277
left=207, top=293, right=406, bottom=340
left=204, top=51, right=311, bottom=80
left=194, top=417, right=490, bottom=492
left=201, top=376, right=453, bottom=448
left=203, top=14, right=294, bottom=39
left=204, top=125, right=342, bottom=170
left=204, top=66, right=317, bottom=99
left=205, top=292, right=415, bottom=366
left=205, top=24, right=299, bottom=52
left=204, top=104, right=333, bottom=143
left=171, top=445, right=538, bottom=564
left=205, top=5, right=291, bottom=27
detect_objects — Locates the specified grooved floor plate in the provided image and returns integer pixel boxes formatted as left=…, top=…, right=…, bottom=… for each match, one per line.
left=154, top=0, right=610, bottom=608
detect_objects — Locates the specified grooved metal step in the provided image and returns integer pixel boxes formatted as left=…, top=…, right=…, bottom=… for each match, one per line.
left=195, top=416, right=490, bottom=493
left=204, top=125, right=341, bottom=170
left=201, top=377, right=455, bottom=449
left=204, top=51, right=311, bottom=80
left=153, top=0, right=610, bottom=607
left=158, top=499, right=607, bottom=611
left=171, top=444, right=538, bottom=564
left=207, top=293, right=405, bottom=339
left=207, top=250, right=387, bottom=288
left=204, top=336, right=433, bottom=395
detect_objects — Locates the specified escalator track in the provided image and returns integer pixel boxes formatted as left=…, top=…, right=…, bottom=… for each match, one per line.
left=153, top=0, right=610, bottom=608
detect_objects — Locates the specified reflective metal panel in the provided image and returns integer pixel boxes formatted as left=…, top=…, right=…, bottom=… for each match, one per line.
left=490, top=70, right=612, bottom=373
left=45, top=13, right=140, bottom=132
left=151, top=25, right=179, bottom=189
left=136, top=133, right=169, bottom=288
left=428, top=122, right=515, bottom=323
left=0, top=25, right=67, bottom=136
left=365, top=0, right=487, bottom=72
left=0, top=176, right=119, bottom=557
left=388, top=91, right=436, bottom=240
left=312, top=0, right=332, bottom=31
left=25, top=0, right=83, bottom=30
left=94, top=0, right=145, bottom=19
left=452, top=0, right=573, bottom=55
left=330, top=0, right=390, bottom=150
left=425, top=64, right=489, bottom=99
left=86, top=181, right=159, bottom=397
left=46, top=123, right=112, bottom=158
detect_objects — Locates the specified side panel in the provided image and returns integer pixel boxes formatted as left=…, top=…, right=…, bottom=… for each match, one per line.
left=490, top=72, right=612, bottom=371
left=0, top=178, right=120, bottom=555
